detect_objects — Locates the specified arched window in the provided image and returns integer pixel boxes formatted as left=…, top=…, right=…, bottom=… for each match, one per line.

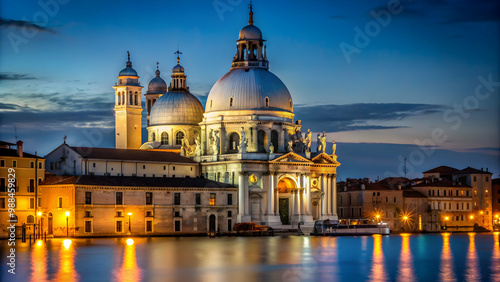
left=229, top=132, right=240, bottom=152
left=152, top=132, right=156, bottom=141
left=130, top=94, right=133, bottom=105
left=152, top=99, right=156, bottom=105
left=265, top=97, right=269, bottom=107
left=271, top=130, right=279, bottom=151
left=176, top=131, right=184, bottom=145
left=257, top=130, right=267, bottom=152
left=134, top=95, right=138, bottom=105
left=147, top=100, right=151, bottom=113
left=161, top=132, right=169, bottom=145
left=289, top=99, right=293, bottom=109
left=27, top=215, right=34, bottom=224
left=210, top=100, right=213, bottom=109
left=230, top=97, right=233, bottom=107
left=118, top=94, right=121, bottom=105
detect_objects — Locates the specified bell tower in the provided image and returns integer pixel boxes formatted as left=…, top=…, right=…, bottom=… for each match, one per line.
left=113, top=51, right=143, bottom=149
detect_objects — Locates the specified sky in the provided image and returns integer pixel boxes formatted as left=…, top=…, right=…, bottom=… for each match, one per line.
left=0, top=0, right=499, bottom=180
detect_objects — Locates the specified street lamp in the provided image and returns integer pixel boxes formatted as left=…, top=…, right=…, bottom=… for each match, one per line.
left=127, top=212, right=132, bottom=234
left=37, top=211, right=42, bottom=239
left=65, top=211, right=70, bottom=237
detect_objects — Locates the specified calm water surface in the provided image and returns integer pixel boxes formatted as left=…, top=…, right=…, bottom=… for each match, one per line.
left=1, top=233, right=499, bottom=282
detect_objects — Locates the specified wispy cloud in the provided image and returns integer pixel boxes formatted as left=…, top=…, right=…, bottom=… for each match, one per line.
left=0, top=72, right=38, bottom=81
left=0, top=18, right=55, bottom=33
left=294, top=103, right=444, bottom=132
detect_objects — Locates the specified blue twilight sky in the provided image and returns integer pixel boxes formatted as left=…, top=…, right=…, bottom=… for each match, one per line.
left=0, top=0, right=499, bottom=180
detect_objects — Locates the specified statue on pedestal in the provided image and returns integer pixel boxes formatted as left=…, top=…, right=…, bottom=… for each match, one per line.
left=319, top=131, right=327, bottom=153
left=287, top=140, right=293, bottom=152
left=316, top=131, right=322, bottom=152
left=305, top=129, right=312, bottom=153
left=195, top=135, right=201, bottom=157
left=269, top=143, right=274, bottom=154
left=331, top=140, right=336, bottom=156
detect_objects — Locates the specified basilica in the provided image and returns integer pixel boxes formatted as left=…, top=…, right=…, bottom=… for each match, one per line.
left=113, top=6, right=340, bottom=227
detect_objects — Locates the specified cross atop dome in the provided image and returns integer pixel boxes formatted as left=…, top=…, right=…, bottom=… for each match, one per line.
left=248, top=0, right=254, bottom=25
left=174, top=50, right=182, bottom=65
left=126, top=51, right=132, bottom=67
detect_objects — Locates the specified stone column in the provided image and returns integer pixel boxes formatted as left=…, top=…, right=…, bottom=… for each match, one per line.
left=321, top=174, right=327, bottom=217
left=251, top=126, right=258, bottom=152
left=304, top=174, right=310, bottom=215
left=238, top=174, right=245, bottom=216
left=268, top=173, right=274, bottom=215
left=326, top=175, right=331, bottom=216
left=332, top=174, right=337, bottom=216
left=274, top=175, right=279, bottom=215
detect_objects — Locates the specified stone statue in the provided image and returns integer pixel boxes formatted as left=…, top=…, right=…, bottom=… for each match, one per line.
left=305, top=129, right=312, bottom=153
left=287, top=140, right=293, bottom=152
left=239, top=128, right=247, bottom=154
left=331, top=140, right=336, bottom=156
left=269, top=143, right=274, bottom=154
left=195, top=135, right=201, bottom=156
left=211, top=130, right=220, bottom=155
left=319, top=131, right=327, bottom=153
left=316, top=132, right=322, bottom=152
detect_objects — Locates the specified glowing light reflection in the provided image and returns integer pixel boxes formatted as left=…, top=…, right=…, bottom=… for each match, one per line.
left=491, top=233, right=500, bottom=281
left=465, top=233, right=481, bottom=282
left=30, top=240, right=48, bottom=282
left=115, top=239, right=141, bottom=282
left=369, top=235, right=387, bottom=282
left=56, top=239, right=78, bottom=282
left=397, top=234, right=415, bottom=282
left=439, top=233, right=456, bottom=282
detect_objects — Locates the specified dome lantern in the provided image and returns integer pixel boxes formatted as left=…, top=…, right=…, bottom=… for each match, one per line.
left=232, top=2, right=268, bottom=70
left=169, top=50, right=188, bottom=91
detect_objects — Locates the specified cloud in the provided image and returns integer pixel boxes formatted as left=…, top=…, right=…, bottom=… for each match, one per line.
left=0, top=18, right=55, bottom=33
left=367, top=0, right=500, bottom=24
left=0, top=73, right=38, bottom=81
left=294, top=103, right=444, bottom=132
left=0, top=102, right=23, bottom=110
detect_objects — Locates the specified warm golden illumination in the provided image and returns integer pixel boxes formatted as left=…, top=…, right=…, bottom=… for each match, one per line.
left=439, top=233, right=456, bottom=281
left=37, top=211, right=42, bottom=216
left=480, top=211, right=484, bottom=215
left=126, top=238, right=134, bottom=246
left=127, top=212, right=132, bottom=216
left=397, top=234, right=415, bottom=281
left=445, top=216, right=449, bottom=221
left=63, top=239, right=72, bottom=250
left=403, top=216, right=408, bottom=220
left=495, top=214, right=499, bottom=218
left=470, top=215, right=474, bottom=220
left=249, top=174, right=257, bottom=183
left=36, top=240, right=43, bottom=246
left=376, top=215, right=380, bottom=219
left=369, top=235, right=387, bottom=281
left=116, top=238, right=141, bottom=281
left=31, top=237, right=48, bottom=281
left=465, top=233, right=481, bottom=280
left=65, top=211, right=70, bottom=217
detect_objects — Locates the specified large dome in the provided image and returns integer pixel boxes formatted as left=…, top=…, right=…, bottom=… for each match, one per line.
left=149, top=91, right=204, bottom=126
left=239, top=25, right=262, bottom=40
left=147, top=76, right=167, bottom=94
left=205, top=68, right=293, bottom=113
left=119, top=67, right=138, bottom=76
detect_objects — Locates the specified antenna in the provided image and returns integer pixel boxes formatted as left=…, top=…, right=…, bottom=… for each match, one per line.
left=403, top=157, right=407, bottom=179
left=14, top=126, right=18, bottom=142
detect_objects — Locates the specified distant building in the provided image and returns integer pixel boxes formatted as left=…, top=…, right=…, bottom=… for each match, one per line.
left=39, top=175, right=236, bottom=237
left=412, top=178, right=473, bottom=232
left=45, top=143, right=198, bottom=178
left=492, top=178, right=500, bottom=230
left=0, top=141, right=45, bottom=238
left=337, top=179, right=427, bottom=232
left=422, top=166, right=459, bottom=181
left=452, top=166, right=493, bottom=229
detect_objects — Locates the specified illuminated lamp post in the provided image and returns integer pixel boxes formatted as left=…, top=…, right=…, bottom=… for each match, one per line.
left=37, top=211, right=42, bottom=239
left=128, top=212, right=132, bottom=235
left=65, top=211, right=70, bottom=237
left=376, top=214, right=380, bottom=223
left=444, top=216, right=449, bottom=230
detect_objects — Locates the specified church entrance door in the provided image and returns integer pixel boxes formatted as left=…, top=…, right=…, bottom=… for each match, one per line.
left=279, top=198, right=289, bottom=225
left=209, top=214, right=216, bottom=232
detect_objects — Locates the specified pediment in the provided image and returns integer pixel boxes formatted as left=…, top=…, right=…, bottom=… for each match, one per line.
left=270, top=152, right=313, bottom=164
left=312, top=153, right=340, bottom=165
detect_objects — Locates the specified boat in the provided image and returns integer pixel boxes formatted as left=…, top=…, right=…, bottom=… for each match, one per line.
left=311, top=219, right=390, bottom=236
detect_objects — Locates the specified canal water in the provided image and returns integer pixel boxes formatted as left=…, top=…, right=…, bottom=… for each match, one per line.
left=1, top=233, right=499, bottom=282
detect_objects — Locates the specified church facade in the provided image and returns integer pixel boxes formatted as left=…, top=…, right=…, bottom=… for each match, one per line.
left=115, top=6, right=340, bottom=227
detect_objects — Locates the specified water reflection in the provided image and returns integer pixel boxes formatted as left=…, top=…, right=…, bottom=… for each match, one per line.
left=30, top=240, right=48, bottom=282
left=465, top=233, right=481, bottom=282
left=114, top=239, right=141, bottom=282
left=56, top=239, right=79, bottom=282
left=369, top=235, right=387, bottom=282
left=439, top=233, right=456, bottom=282
left=397, top=234, right=415, bottom=282
left=491, top=233, right=500, bottom=282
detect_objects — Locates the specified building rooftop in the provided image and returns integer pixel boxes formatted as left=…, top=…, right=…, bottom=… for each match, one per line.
left=41, top=175, right=235, bottom=189
left=423, top=166, right=459, bottom=174
left=412, top=178, right=470, bottom=188
left=454, top=166, right=493, bottom=175
left=65, top=146, right=197, bottom=164
left=402, top=188, right=427, bottom=198
left=0, top=148, right=42, bottom=159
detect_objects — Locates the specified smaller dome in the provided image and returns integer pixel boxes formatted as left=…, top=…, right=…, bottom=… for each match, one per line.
left=239, top=25, right=262, bottom=40
left=172, top=64, right=184, bottom=73
left=119, top=67, right=138, bottom=77
left=149, top=91, right=204, bottom=126
left=147, top=76, right=167, bottom=94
